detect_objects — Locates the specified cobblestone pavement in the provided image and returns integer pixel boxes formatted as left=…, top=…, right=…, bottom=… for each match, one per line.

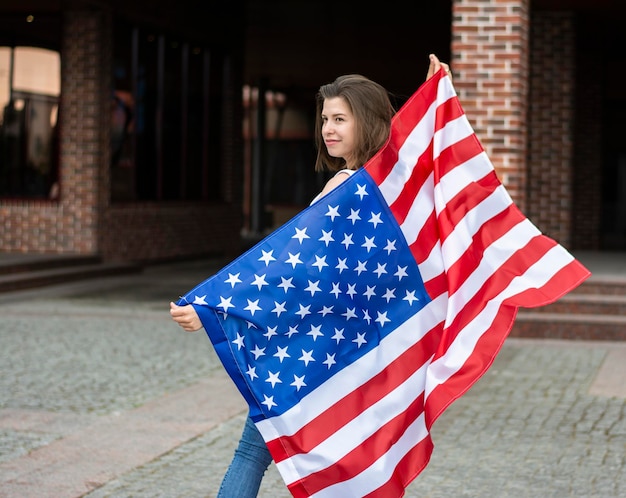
left=1, top=257, right=625, bottom=497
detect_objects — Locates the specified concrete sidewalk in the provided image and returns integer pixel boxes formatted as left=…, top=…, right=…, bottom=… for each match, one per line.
left=1, top=257, right=625, bottom=497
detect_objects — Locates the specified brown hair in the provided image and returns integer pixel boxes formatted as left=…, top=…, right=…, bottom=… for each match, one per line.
left=314, top=74, right=395, bottom=172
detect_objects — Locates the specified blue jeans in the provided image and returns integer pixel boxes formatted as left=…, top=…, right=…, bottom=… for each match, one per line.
left=217, top=415, right=273, bottom=497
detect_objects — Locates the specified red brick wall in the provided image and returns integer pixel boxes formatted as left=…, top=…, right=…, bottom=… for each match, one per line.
left=100, top=203, right=243, bottom=262
left=0, top=9, right=105, bottom=255
left=451, top=0, right=530, bottom=210
left=0, top=6, right=245, bottom=262
left=527, top=11, right=575, bottom=247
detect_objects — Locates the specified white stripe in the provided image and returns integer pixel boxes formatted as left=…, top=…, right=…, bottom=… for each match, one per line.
left=446, top=218, right=541, bottom=326
left=425, top=244, right=576, bottom=397
left=378, top=100, right=436, bottom=206
left=276, top=354, right=430, bottom=481
left=399, top=171, right=434, bottom=246
left=433, top=114, right=474, bottom=159
left=417, top=240, right=446, bottom=284
left=435, top=151, right=493, bottom=204
left=439, top=184, right=513, bottom=270
left=264, top=293, right=448, bottom=485
left=310, top=412, right=429, bottom=497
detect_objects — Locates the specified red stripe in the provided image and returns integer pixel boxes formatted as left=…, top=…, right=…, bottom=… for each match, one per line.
left=424, top=304, right=516, bottom=427
left=362, top=434, right=435, bottom=497
left=388, top=141, right=434, bottom=225
left=505, top=258, right=590, bottom=308
left=436, top=171, right=504, bottom=245
left=442, top=204, right=525, bottom=296
left=290, top=392, right=427, bottom=496
left=366, top=70, right=441, bottom=186
left=434, top=93, right=465, bottom=134
left=266, top=323, right=443, bottom=464
left=433, top=133, right=485, bottom=180
left=290, top=325, right=443, bottom=496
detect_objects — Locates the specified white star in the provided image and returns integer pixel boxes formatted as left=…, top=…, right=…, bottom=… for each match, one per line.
left=403, top=290, right=420, bottom=305
left=193, top=295, right=208, bottom=305
left=336, top=258, right=349, bottom=273
left=258, top=250, right=276, bottom=266
left=341, top=233, right=354, bottom=249
left=354, top=260, right=367, bottom=275
left=273, top=345, right=290, bottom=362
left=264, top=326, right=278, bottom=340
left=347, top=208, right=361, bottom=224
left=355, top=184, right=368, bottom=200
left=292, top=227, right=310, bottom=244
left=312, top=255, right=329, bottom=271
left=352, top=332, right=367, bottom=348
left=342, top=307, right=357, bottom=320
left=224, top=273, right=242, bottom=288
left=304, top=280, right=322, bottom=296
left=374, top=262, right=388, bottom=277
left=251, top=273, right=269, bottom=290
left=382, top=288, right=396, bottom=302
left=285, top=252, right=303, bottom=268
left=369, top=212, right=383, bottom=228
left=217, top=296, right=235, bottom=312
left=325, top=205, right=340, bottom=221
left=286, top=325, right=299, bottom=338
left=250, top=345, right=266, bottom=359
left=246, top=365, right=258, bottom=380
left=332, top=327, right=345, bottom=343
left=271, top=301, right=287, bottom=317
left=232, top=332, right=245, bottom=350
left=346, top=284, right=357, bottom=298
left=291, top=374, right=307, bottom=391
left=278, top=276, right=295, bottom=292
left=375, top=311, right=391, bottom=327
left=362, top=309, right=372, bottom=324
left=261, top=394, right=277, bottom=410
left=362, top=236, right=376, bottom=252
left=306, top=324, right=324, bottom=341
left=323, top=353, right=336, bottom=369
left=363, top=285, right=376, bottom=300
left=330, top=282, right=342, bottom=298
left=384, top=239, right=397, bottom=255
left=266, top=371, right=282, bottom=388
left=318, top=305, right=334, bottom=316
left=244, top=299, right=262, bottom=315
left=395, top=265, right=408, bottom=280
left=295, top=304, right=311, bottom=318
left=319, top=229, right=334, bottom=246
left=299, top=349, right=315, bottom=366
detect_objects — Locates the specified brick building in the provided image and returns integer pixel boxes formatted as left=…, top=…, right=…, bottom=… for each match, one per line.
left=1, top=0, right=624, bottom=263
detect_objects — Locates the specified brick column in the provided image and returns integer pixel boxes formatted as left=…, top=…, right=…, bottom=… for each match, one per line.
left=451, top=0, right=530, bottom=210
left=59, top=8, right=109, bottom=254
left=527, top=11, right=576, bottom=247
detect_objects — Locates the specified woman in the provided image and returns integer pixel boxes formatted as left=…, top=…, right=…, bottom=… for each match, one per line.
left=170, top=53, right=450, bottom=497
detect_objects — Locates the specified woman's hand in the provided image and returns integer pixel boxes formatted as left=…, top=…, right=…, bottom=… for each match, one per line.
left=426, top=53, right=452, bottom=80
left=170, top=302, right=203, bottom=332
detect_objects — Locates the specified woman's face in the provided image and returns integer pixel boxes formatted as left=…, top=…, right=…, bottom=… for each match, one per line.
left=321, top=96, right=357, bottom=168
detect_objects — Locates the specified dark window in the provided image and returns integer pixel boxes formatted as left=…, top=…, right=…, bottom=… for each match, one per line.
left=0, top=13, right=62, bottom=200
left=111, top=20, right=224, bottom=202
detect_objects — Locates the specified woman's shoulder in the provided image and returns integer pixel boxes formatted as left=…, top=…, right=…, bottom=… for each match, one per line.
left=310, top=169, right=357, bottom=205
left=334, top=168, right=356, bottom=178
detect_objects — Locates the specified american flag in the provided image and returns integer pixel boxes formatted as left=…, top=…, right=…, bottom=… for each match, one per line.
left=178, top=68, right=590, bottom=497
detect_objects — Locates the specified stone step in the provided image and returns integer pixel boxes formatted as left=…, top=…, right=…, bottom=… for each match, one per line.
left=0, top=254, right=102, bottom=276
left=512, top=312, right=626, bottom=341
left=533, top=293, right=626, bottom=316
left=569, top=276, right=626, bottom=296
left=0, top=262, right=142, bottom=293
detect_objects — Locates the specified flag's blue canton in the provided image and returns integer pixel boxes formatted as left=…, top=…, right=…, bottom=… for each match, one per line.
left=180, top=169, right=431, bottom=418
